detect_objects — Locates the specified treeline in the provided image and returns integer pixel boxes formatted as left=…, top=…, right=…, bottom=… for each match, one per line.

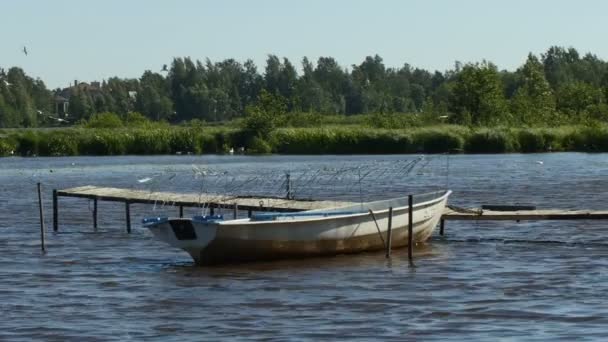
left=2, top=46, right=608, bottom=127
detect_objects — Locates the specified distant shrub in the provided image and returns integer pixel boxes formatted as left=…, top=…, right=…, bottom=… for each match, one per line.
left=413, top=129, right=464, bottom=153
left=41, top=131, right=79, bottom=156
left=13, top=131, right=40, bottom=156
left=124, top=112, right=152, bottom=127
left=0, top=137, right=16, bottom=156
left=465, top=129, right=514, bottom=153
left=247, top=136, right=272, bottom=154
left=78, top=130, right=131, bottom=155
left=563, top=126, right=608, bottom=152
left=85, top=112, right=124, bottom=129
left=517, top=129, right=546, bottom=153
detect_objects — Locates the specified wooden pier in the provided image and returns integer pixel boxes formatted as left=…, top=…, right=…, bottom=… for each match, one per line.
left=52, top=186, right=353, bottom=232
left=51, top=185, right=608, bottom=234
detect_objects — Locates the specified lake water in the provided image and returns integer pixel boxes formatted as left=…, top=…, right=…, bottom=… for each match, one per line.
left=1, top=153, right=608, bottom=341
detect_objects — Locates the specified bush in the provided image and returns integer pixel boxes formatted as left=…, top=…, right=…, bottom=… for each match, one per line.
left=78, top=130, right=131, bottom=155
left=247, top=136, right=272, bottom=154
left=517, top=129, right=546, bottom=153
left=85, top=112, right=124, bottom=129
left=0, top=137, right=16, bottom=156
left=13, top=131, right=40, bottom=156
left=41, top=131, right=79, bottom=156
left=465, top=129, right=514, bottom=153
left=563, top=126, right=608, bottom=152
left=413, top=129, right=464, bottom=153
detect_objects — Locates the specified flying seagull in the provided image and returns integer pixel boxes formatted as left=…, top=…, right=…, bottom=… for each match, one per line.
left=23, top=46, right=28, bottom=56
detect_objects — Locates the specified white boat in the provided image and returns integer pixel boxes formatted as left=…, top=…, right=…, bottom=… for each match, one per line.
left=143, top=190, right=451, bottom=265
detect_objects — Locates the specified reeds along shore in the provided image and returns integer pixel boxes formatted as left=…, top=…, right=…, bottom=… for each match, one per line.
left=1, top=125, right=608, bottom=156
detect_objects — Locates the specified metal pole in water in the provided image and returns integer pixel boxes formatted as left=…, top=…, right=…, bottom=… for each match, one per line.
left=93, top=198, right=98, bottom=231
left=385, top=207, right=393, bottom=258
left=286, top=172, right=292, bottom=200
left=179, top=205, right=184, bottom=218
left=125, top=201, right=131, bottom=234
left=52, top=189, right=58, bottom=232
left=233, top=204, right=238, bottom=219
left=440, top=219, right=445, bottom=236
left=408, top=195, right=414, bottom=263
left=37, top=183, right=46, bottom=252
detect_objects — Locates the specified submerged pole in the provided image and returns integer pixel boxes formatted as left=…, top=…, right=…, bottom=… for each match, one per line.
left=37, top=183, right=46, bottom=252
left=125, top=201, right=131, bottom=234
left=385, top=207, right=393, bottom=258
left=52, top=189, right=58, bottom=232
left=408, top=195, right=414, bottom=263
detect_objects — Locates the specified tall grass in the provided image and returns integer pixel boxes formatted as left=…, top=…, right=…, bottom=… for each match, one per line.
left=3, top=124, right=608, bottom=157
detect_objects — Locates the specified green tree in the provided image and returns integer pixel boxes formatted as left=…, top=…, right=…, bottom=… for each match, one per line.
left=449, top=61, right=510, bottom=125
left=510, top=54, right=556, bottom=125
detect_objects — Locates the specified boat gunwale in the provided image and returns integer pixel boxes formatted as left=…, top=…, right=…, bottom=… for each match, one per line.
left=217, top=190, right=452, bottom=226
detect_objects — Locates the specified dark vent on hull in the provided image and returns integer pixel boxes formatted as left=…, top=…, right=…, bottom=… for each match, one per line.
left=170, top=220, right=197, bottom=240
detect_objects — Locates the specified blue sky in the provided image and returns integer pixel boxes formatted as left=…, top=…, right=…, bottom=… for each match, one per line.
left=3, top=0, right=608, bottom=89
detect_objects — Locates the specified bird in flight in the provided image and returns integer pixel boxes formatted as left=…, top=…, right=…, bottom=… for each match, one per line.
left=161, top=64, right=168, bottom=72
left=23, top=46, right=28, bottom=56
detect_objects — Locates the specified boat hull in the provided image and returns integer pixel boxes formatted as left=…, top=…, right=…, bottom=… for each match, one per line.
left=146, top=190, right=450, bottom=265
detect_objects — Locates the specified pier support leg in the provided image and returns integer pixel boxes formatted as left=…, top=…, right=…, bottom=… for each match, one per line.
left=439, top=219, right=445, bottom=236
left=385, top=207, right=393, bottom=258
left=210, top=207, right=215, bottom=216
left=248, top=209, right=252, bottom=218
left=233, top=204, right=238, bottom=220
left=125, top=202, right=131, bottom=234
left=53, top=189, right=58, bottom=232
left=37, top=183, right=46, bottom=252
left=408, top=195, right=414, bottom=265
left=93, top=198, right=98, bottom=231
left=179, top=205, right=184, bottom=218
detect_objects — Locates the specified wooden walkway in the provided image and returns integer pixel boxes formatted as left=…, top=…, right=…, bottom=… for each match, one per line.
left=52, top=185, right=608, bottom=234
left=52, top=185, right=354, bottom=232
left=442, top=206, right=608, bottom=221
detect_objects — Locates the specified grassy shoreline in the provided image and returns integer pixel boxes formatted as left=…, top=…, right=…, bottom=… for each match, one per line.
left=1, top=125, right=608, bottom=157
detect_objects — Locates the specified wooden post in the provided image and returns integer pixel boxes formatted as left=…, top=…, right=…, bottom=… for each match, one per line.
left=286, top=173, right=292, bottom=200
left=179, top=205, right=184, bottom=218
left=408, top=195, right=414, bottom=263
left=125, top=201, right=131, bottom=234
left=385, top=207, right=393, bottom=258
left=233, top=204, right=238, bottom=219
left=248, top=209, right=252, bottom=218
left=440, top=219, right=445, bottom=236
left=93, top=198, right=98, bottom=230
left=37, top=183, right=46, bottom=252
left=52, top=189, right=58, bottom=232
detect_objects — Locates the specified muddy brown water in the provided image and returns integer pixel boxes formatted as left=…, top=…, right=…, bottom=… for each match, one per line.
left=1, top=153, right=608, bottom=341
